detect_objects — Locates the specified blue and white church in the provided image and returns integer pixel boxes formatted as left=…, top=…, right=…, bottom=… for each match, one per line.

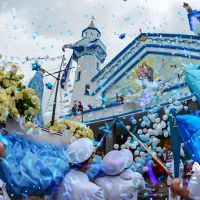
left=60, top=6, right=200, bottom=152
left=64, top=19, right=200, bottom=121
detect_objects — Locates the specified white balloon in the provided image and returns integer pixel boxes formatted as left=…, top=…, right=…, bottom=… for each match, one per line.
left=127, top=136, right=131, bottom=140
left=162, top=114, right=168, bottom=121
left=131, top=144, right=136, bottom=149
left=192, top=96, right=196, bottom=102
left=134, top=150, right=139, bottom=156
left=152, top=152, right=157, bottom=157
left=156, top=124, right=162, bottom=132
left=152, top=138, right=158, bottom=144
left=150, top=114, right=156, bottom=122
left=143, top=166, right=148, bottom=172
left=125, top=142, right=130, bottom=149
left=141, top=121, right=146, bottom=127
left=169, top=99, right=173, bottom=103
left=179, top=104, right=184, bottom=110
left=164, top=131, right=169, bottom=138
left=137, top=129, right=143, bottom=135
left=152, top=142, right=157, bottom=146
left=121, top=144, right=125, bottom=149
left=147, top=128, right=153, bottom=135
left=143, top=128, right=147, bottom=133
left=140, top=152, right=146, bottom=157
left=126, top=125, right=131, bottom=130
left=134, top=141, right=139, bottom=146
left=146, top=133, right=150, bottom=139
left=155, top=118, right=160, bottom=123
left=114, top=144, right=119, bottom=150
left=161, top=121, right=166, bottom=129
left=157, top=147, right=162, bottom=152
left=165, top=109, right=170, bottom=115
left=153, top=123, right=158, bottom=129
left=154, top=131, right=159, bottom=136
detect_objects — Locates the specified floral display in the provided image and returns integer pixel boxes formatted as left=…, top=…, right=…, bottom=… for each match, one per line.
left=45, top=119, right=94, bottom=140
left=0, top=64, right=40, bottom=127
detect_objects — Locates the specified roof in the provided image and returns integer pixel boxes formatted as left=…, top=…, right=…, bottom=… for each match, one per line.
left=82, top=20, right=101, bottom=37
left=91, top=32, right=200, bottom=82
left=89, top=32, right=200, bottom=96
left=88, top=20, right=95, bottom=28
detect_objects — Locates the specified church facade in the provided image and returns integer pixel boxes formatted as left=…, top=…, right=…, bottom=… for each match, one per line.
left=62, top=20, right=200, bottom=126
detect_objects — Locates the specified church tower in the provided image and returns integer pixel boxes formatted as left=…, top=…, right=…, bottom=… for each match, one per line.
left=71, top=18, right=107, bottom=107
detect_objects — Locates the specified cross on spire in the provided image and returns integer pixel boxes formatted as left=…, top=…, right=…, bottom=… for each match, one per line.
left=91, top=16, right=95, bottom=22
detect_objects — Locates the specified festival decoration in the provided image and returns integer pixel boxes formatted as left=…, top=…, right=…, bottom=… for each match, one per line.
left=184, top=3, right=200, bottom=36
left=169, top=108, right=181, bottom=178
left=0, top=55, right=63, bottom=66
left=176, top=112, right=200, bottom=163
left=119, top=33, right=126, bottom=39
left=28, top=70, right=44, bottom=126
left=45, top=83, right=54, bottom=90
left=184, top=64, right=200, bottom=102
left=45, top=120, right=94, bottom=140
left=0, top=64, right=40, bottom=127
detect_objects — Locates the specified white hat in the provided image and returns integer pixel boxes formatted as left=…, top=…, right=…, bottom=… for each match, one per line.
left=102, top=150, right=126, bottom=175
left=66, top=138, right=94, bottom=164
left=120, top=149, right=133, bottom=168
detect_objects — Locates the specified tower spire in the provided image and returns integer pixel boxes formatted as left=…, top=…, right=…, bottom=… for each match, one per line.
left=88, top=16, right=96, bottom=28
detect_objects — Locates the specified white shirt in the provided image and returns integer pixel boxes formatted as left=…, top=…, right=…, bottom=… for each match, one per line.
left=95, top=170, right=141, bottom=200
left=188, top=171, right=200, bottom=200
left=53, top=169, right=105, bottom=200
left=120, top=169, right=145, bottom=200
left=167, top=160, right=184, bottom=186
left=0, top=179, right=10, bottom=200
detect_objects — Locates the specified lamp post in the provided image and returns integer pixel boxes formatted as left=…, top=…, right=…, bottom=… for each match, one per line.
left=51, top=55, right=65, bottom=126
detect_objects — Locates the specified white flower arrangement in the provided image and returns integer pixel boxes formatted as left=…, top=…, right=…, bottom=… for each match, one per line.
left=0, top=64, right=40, bottom=127
left=45, top=119, right=94, bottom=140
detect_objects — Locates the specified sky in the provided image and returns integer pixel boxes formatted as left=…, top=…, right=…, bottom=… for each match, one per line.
left=0, top=0, right=199, bottom=114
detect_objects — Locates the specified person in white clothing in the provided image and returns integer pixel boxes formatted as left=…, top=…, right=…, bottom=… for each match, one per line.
left=0, top=179, right=10, bottom=200
left=120, top=149, right=145, bottom=200
left=52, top=138, right=105, bottom=200
left=95, top=150, right=139, bottom=200
left=165, top=145, right=185, bottom=200
left=171, top=168, right=200, bottom=200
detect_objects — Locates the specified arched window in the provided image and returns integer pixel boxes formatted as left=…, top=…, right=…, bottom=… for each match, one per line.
left=76, top=71, right=81, bottom=81
left=85, top=84, right=90, bottom=95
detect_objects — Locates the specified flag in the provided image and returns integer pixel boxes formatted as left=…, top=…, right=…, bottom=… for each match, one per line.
left=60, top=56, right=72, bottom=89
left=176, top=112, right=200, bottom=163
left=185, top=65, right=200, bottom=102
left=169, top=108, right=181, bottom=178
left=188, top=10, right=200, bottom=35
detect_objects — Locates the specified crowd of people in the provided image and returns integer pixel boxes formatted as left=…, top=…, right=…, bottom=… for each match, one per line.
left=45, top=138, right=145, bottom=200
left=46, top=138, right=200, bottom=200
left=0, top=135, right=200, bottom=199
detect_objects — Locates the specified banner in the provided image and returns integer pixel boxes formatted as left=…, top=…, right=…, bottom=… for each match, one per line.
left=188, top=10, right=200, bottom=35
left=60, top=56, right=73, bottom=89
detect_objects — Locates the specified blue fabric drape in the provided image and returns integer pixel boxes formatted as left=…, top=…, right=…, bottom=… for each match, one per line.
left=184, top=64, right=200, bottom=102
left=28, top=71, right=44, bottom=126
left=0, top=135, right=69, bottom=196
left=176, top=112, right=200, bottom=163
left=0, top=134, right=103, bottom=197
